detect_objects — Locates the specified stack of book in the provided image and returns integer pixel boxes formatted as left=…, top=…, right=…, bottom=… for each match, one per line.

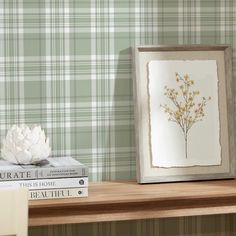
left=0, top=156, right=88, bottom=200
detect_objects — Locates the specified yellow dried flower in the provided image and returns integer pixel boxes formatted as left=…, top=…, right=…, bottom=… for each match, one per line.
left=160, top=73, right=211, bottom=159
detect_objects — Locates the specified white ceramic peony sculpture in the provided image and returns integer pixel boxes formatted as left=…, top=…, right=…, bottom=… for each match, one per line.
left=1, top=124, right=51, bottom=165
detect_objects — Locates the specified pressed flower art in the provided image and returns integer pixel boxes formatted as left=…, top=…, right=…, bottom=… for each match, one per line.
left=160, top=73, right=211, bottom=159
left=148, top=60, right=221, bottom=168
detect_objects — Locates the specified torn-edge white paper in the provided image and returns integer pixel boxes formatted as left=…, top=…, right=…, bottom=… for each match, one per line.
left=148, top=60, right=221, bottom=168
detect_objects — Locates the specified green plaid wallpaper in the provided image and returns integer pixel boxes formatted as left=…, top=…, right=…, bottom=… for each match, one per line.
left=0, top=0, right=236, bottom=235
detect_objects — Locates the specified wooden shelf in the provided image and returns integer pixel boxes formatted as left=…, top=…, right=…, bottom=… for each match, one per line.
left=29, top=179, right=236, bottom=226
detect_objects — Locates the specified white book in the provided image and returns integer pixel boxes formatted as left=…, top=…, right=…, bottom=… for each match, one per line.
left=29, top=187, right=88, bottom=200
left=0, top=157, right=88, bottom=181
left=0, top=177, right=88, bottom=190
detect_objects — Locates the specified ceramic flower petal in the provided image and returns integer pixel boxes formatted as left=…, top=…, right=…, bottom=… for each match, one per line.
left=1, top=124, right=51, bottom=165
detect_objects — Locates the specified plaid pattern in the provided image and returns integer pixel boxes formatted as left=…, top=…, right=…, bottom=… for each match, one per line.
left=0, top=0, right=139, bottom=181
left=1, top=0, right=236, bottom=235
left=29, top=214, right=236, bottom=236
left=1, top=0, right=234, bottom=182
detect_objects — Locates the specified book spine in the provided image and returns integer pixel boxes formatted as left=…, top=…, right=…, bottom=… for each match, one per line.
left=0, top=177, right=88, bottom=190
left=29, top=187, right=88, bottom=200
left=36, top=166, right=88, bottom=179
left=0, top=166, right=88, bottom=181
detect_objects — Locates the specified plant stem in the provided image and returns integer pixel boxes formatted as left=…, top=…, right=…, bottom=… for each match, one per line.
left=185, top=132, right=188, bottom=159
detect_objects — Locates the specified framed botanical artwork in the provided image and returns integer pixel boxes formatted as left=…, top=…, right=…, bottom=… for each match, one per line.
left=133, top=45, right=235, bottom=183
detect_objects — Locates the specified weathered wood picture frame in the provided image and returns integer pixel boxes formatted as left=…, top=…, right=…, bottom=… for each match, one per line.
left=133, top=45, right=235, bottom=183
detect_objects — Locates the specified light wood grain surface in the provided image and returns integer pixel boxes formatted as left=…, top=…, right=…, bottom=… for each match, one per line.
left=29, top=179, right=236, bottom=226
